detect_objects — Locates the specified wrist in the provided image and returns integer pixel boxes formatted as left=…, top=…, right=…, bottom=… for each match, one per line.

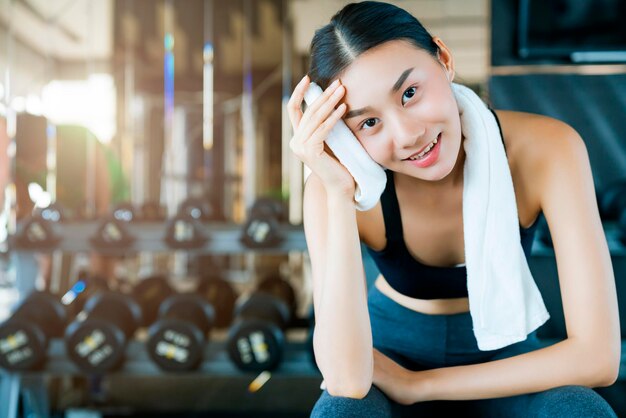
left=410, top=369, right=435, bottom=403
left=326, top=190, right=355, bottom=208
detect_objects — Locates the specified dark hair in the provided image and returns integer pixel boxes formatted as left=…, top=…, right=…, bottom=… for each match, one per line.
left=308, top=1, right=439, bottom=89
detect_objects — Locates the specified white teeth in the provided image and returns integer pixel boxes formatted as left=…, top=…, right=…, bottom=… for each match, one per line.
left=408, top=137, right=438, bottom=160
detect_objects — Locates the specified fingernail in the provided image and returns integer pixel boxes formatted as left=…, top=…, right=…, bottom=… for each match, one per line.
left=301, top=74, right=309, bottom=82
left=330, top=79, right=339, bottom=88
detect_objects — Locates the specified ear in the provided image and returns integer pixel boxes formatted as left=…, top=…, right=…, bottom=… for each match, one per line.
left=432, top=36, right=455, bottom=82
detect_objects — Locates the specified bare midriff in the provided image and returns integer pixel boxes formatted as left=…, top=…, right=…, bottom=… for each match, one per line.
left=375, top=274, right=470, bottom=315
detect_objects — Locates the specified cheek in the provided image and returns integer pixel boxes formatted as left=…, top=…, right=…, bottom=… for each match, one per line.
left=355, top=135, right=377, bottom=156
left=361, top=139, right=392, bottom=164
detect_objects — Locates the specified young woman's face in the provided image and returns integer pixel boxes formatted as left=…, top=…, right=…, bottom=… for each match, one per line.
left=339, top=39, right=462, bottom=182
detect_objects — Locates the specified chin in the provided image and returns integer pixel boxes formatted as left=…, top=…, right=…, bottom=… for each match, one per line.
left=402, top=151, right=457, bottom=183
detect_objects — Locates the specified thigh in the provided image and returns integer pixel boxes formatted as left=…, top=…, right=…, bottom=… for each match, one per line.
left=469, top=385, right=618, bottom=418
left=310, top=385, right=393, bottom=418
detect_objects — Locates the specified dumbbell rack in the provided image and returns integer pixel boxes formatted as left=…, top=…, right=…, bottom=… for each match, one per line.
left=0, top=221, right=320, bottom=418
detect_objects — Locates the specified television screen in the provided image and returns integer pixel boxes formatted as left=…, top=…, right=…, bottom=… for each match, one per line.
left=517, top=0, right=626, bottom=63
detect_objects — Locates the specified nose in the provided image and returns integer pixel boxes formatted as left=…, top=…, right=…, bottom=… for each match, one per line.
left=388, top=111, right=426, bottom=149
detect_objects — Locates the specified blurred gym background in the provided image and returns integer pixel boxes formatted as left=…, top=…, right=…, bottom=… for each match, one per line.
left=0, top=0, right=625, bottom=417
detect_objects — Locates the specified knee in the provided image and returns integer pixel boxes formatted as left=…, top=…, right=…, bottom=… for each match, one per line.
left=310, top=385, right=392, bottom=418
left=530, top=385, right=617, bottom=418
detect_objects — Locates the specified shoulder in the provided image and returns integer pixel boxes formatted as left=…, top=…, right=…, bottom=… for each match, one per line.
left=495, top=110, right=584, bottom=159
left=494, top=110, right=589, bottom=205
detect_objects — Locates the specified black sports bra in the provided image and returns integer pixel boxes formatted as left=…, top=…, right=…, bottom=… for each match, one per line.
left=363, top=109, right=540, bottom=299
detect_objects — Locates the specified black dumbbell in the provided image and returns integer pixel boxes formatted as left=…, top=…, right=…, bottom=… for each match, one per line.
left=598, top=179, right=626, bottom=222
left=146, top=294, right=215, bottom=371
left=64, top=291, right=142, bottom=373
left=88, top=202, right=138, bottom=249
left=257, top=275, right=297, bottom=319
left=196, top=276, right=238, bottom=328
left=14, top=212, right=62, bottom=250
left=226, top=278, right=296, bottom=372
left=90, top=215, right=135, bottom=250
left=0, top=291, right=68, bottom=371
left=240, top=197, right=286, bottom=248
left=164, top=212, right=207, bottom=249
left=132, top=275, right=176, bottom=327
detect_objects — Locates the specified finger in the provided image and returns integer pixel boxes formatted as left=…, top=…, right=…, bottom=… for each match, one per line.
left=308, top=103, right=347, bottom=146
left=287, top=74, right=310, bottom=130
left=305, top=79, right=342, bottom=117
left=300, top=85, right=345, bottom=141
left=300, top=81, right=342, bottom=131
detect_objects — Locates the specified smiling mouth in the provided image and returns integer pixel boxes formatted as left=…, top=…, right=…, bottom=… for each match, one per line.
left=403, top=133, right=441, bottom=161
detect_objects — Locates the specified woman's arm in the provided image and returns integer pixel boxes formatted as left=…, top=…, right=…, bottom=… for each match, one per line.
left=412, top=118, right=620, bottom=402
left=304, top=174, right=374, bottom=398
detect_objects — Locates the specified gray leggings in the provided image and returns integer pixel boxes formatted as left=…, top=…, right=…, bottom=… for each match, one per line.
left=311, top=285, right=617, bottom=417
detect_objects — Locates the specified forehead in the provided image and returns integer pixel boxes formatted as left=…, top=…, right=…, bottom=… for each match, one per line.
left=338, top=40, right=437, bottom=104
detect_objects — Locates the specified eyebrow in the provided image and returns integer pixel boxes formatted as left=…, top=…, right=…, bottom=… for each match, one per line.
left=344, top=67, right=414, bottom=119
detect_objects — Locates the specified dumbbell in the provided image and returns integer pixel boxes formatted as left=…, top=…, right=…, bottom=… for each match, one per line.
left=240, top=197, right=286, bottom=248
left=90, top=202, right=139, bottom=249
left=226, top=276, right=296, bottom=372
left=164, top=212, right=207, bottom=249
left=0, top=291, right=68, bottom=371
left=146, top=294, right=215, bottom=371
left=132, top=275, right=176, bottom=328
left=90, top=215, right=135, bottom=250
left=196, top=276, right=238, bottom=328
left=64, top=291, right=142, bottom=373
left=14, top=211, right=62, bottom=249
left=598, top=179, right=626, bottom=222
left=257, top=275, right=297, bottom=318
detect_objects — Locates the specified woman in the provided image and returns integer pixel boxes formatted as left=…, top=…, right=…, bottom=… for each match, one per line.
left=288, top=2, right=620, bottom=417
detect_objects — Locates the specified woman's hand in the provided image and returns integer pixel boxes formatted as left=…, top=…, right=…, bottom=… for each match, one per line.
left=287, top=75, right=356, bottom=200
left=372, top=348, right=426, bottom=405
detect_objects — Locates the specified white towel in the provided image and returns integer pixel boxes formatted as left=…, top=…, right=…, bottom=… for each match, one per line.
left=302, top=81, right=550, bottom=351
left=303, top=83, right=387, bottom=211
left=453, top=83, right=550, bottom=350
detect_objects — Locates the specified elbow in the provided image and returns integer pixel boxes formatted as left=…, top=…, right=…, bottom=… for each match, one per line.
left=595, top=361, right=620, bottom=388
left=319, top=354, right=374, bottom=399
left=585, top=352, right=621, bottom=388
left=326, top=379, right=373, bottom=399
left=591, top=369, right=619, bottom=388
left=313, top=333, right=374, bottom=398
left=321, top=363, right=374, bottom=398
left=598, top=340, right=622, bottom=387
